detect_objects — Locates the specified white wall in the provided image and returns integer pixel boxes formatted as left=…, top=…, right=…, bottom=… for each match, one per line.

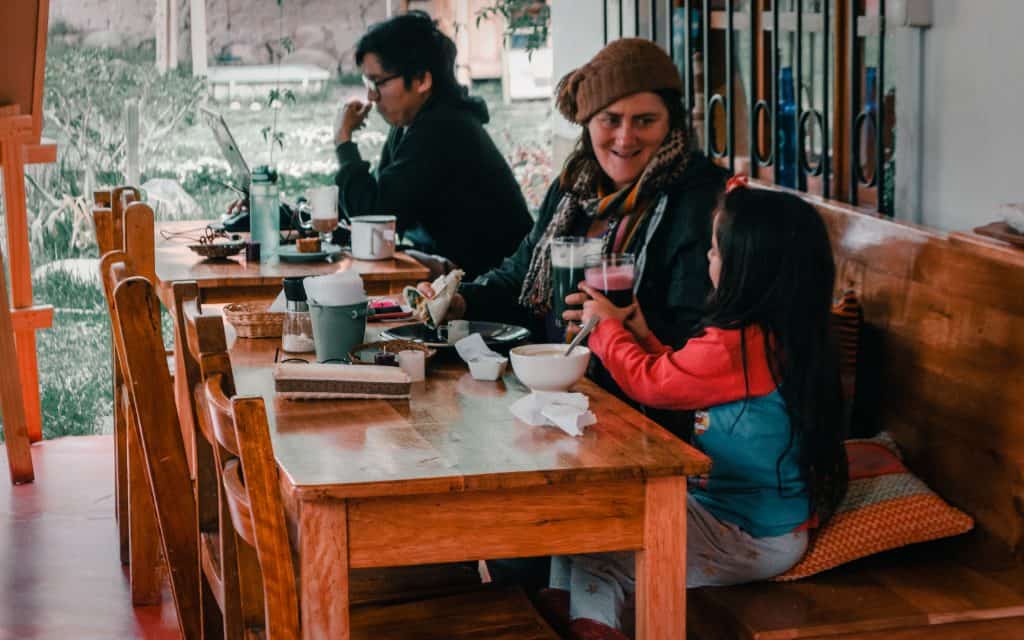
left=915, top=0, right=1024, bottom=231
left=550, top=0, right=606, bottom=168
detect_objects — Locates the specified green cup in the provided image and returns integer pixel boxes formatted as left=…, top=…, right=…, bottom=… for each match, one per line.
left=308, top=301, right=368, bottom=363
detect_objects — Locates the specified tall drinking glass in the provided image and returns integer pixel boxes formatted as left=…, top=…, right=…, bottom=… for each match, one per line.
left=550, top=236, right=603, bottom=328
left=308, top=185, right=339, bottom=247
left=584, top=253, right=636, bottom=307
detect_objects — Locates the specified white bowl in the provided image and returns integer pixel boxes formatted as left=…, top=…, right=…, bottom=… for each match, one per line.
left=509, top=343, right=591, bottom=392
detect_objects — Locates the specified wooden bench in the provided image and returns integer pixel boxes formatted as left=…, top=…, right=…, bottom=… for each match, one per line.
left=687, top=195, right=1024, bottom=639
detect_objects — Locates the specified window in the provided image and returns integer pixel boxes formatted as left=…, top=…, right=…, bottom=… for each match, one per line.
left=605, top=0, right=894, bottom=213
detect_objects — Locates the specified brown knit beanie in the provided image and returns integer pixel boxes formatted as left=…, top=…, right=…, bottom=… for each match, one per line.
left=556, top=38, right=683, bottom=124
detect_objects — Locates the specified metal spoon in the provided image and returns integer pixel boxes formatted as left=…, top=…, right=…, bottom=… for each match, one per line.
left=564, top=317, right=599, bottom=357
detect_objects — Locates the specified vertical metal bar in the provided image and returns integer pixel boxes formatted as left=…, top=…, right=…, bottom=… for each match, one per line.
left=651, top=0, right=657, bottom=41
left=795, top=0, right=804, bottom=191
left=703, top=0, right=711, bottom=156
left=635, top=0, right=641, bottom=36
left=604, top=0, right=609, bottom=44
left=822, top=0, right=831, bottom=196
left=848, top=0, right=859, bottom=204
left=772, top=0, right=779, bottom=177
left=876, top=0, right=886, bottom=213
left=750, top=0, right=759, bottom=177
left=727, top=0, right=735, bottom=172
left=684, top=0, right=693, bottom=137
left=619, top=0, right=625, bottom=38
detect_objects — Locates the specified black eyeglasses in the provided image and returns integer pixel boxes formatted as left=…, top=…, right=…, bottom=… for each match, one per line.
left=362, top=73, right=402, bottom=95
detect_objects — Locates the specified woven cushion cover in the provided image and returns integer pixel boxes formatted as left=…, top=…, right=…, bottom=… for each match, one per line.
left=774, top=432, right=974, bottom=581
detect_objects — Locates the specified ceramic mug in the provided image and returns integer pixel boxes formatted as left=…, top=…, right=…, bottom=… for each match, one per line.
left=437, top=319, right=470, bottom=344
left=342, top=215, right=396, bottom=260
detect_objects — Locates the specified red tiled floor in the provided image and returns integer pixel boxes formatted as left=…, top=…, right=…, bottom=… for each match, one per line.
left=0, top=436, right=181, bottom=639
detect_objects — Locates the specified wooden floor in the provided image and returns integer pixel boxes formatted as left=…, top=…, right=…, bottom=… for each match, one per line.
left=0, top=435, right=181, bottom=639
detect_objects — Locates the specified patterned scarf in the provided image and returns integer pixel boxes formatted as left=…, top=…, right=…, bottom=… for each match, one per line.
left=518, top=127, right=690, bottom=314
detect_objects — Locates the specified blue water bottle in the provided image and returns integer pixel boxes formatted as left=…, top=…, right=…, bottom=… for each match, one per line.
left=777, top=67, right=797, bottom=188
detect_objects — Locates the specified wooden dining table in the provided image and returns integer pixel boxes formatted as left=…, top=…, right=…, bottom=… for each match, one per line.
left=153, top=220, right=430, bottom=309
left=227, top=334, right=711, bottom=640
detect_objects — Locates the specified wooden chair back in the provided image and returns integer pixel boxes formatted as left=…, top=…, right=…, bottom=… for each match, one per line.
left=180, top=288, right=262, bottom=639
left=93, top=186, right=141, bottom=255
left=103, top=254, right=201, bottom=638
left=812, top=198, right=1024, bottom=561
left=93, top=193, right=157, bottom=566
left=214, top=381, right=302, bottom=640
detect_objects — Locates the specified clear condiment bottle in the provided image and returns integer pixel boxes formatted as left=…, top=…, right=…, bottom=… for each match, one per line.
left=249, top=165, right=280, bottom=261
left=281, top=277, right=315, bottom=353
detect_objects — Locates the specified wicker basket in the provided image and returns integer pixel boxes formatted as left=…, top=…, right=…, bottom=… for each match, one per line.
left=223, top=303, right=285, bottom=338
left=347, top=339, right=436, bottom=365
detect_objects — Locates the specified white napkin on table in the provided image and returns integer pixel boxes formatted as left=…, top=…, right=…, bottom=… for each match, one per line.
left=509, top=391, right=597, bottom=437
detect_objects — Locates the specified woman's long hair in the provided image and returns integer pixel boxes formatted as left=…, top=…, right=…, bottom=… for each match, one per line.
left=702, top=188, right=848, bottom=523
left=559, top=89, right=688, bottom=191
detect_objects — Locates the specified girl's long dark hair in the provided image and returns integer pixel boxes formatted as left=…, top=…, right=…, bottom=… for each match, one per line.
left=702, top=188, right=848, bottom=523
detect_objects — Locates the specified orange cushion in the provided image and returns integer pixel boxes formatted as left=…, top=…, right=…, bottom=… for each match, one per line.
left=773, top=432, right=974, bottom=581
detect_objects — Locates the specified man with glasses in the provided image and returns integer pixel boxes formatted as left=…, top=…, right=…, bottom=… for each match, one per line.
left=334, top=11, right=533, bottom=279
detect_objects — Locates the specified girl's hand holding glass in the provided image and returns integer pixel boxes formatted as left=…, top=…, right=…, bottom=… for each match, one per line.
left=580, top=284, right=636, bottom=325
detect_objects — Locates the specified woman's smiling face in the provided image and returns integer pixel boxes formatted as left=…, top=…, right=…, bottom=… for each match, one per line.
left=587, top=91, right=670, bottom=190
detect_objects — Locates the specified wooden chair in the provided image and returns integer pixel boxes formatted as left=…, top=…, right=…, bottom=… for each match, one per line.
left=103, top=253, right=202, bottom=639
left=182, top=296, right=557, bottom=639
left=92, top=188, right=159, bottom=567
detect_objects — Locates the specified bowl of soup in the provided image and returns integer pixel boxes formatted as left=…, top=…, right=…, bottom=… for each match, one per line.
left=509, top=343, right=591, bottom=392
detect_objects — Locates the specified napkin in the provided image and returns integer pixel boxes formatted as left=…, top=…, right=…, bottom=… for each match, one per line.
left=509, top=391, right=597, bottom=437
left=455, top=333, right=507, bottom=381
left=403, top=269, right=464, bottom=328
left=303, top=271, right=367, bottom=306
left=265, top=290, right=287, bottom=313
left=274, top=362, right=410, bottom=399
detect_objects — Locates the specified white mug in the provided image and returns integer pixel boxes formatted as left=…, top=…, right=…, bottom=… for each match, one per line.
left=437, top=319, right=470, bottom=344
left=342, top=215, right=396, bottom=260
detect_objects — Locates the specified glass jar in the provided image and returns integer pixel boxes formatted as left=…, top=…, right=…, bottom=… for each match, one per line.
left=281, top=277, right=315, bottom=353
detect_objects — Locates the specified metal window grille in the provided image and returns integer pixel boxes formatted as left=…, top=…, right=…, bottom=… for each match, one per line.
left=602, top=0, right=891, bottom=214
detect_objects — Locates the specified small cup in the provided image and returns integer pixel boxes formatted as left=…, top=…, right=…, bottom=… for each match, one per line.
left=437, top=319, right=470, bottom=344
left=397, top=350, right=426, bottom=382
left=468, top=356, right=508, bottom=381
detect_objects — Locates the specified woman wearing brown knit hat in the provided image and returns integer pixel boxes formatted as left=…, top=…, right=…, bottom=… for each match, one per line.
left=445, top=37, right=726, bottom=402
left=417, top=38, right=726, bottom=634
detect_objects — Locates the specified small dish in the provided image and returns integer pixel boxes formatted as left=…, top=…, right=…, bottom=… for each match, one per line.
left=277, top=243, right=344, bottom=263
left=347, top=339, right=436, bottom=365
left=188, top=241, right=245, bottom=260
left=380, top=321, right=530, bottom=349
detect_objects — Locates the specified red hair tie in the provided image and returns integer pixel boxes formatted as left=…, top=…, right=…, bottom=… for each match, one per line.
left=725, top=174, right=749, bottom=193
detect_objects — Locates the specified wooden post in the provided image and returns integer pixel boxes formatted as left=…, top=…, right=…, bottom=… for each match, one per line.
left=155, top=0, right=171, bottom=73
left=125, top=99, right=140, bottom=186
left=189, top=0, right=208, bottom=76
left=0, top=0, right=57, bottom=453
left=0, top=244, right=34, bottom=484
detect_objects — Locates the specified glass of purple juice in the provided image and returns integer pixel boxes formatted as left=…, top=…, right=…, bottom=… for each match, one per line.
left=584, top=253, right=636, bottom=307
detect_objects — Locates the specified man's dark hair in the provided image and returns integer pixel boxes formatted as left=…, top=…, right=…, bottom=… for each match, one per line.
left=355, top=11, right=460, bottom=101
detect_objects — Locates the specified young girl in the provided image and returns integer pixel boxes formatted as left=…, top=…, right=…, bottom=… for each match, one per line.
left=547, top=186, right=848, bottom=640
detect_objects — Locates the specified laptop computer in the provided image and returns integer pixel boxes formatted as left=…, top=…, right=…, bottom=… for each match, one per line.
left=200, top=106, right=300, bottom=232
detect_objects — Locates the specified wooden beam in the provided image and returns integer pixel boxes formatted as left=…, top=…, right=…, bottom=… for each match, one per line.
left=0, top=245, right=34, bottom=484
left=2, top=133, right=43, bottom=442
left=10, top=305, right=53, bottom=332
left=25, top=140, right=56, bottom=165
